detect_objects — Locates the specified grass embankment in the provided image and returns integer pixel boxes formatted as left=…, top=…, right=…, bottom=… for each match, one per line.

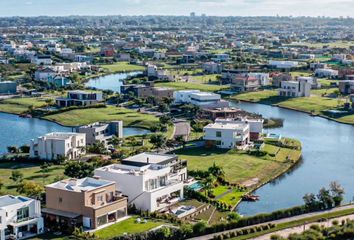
left=175, top=138, right=301, bottom=185
left=155, top=81, right=229, bottom=92
left=94, top=217, right=165, bottom=239
left=0, top=97, right=52, bottom=114
left=232, top=90, right=354, bottom=124
left=230, top=207, right=354, bottom=240
left=0, top=161, right=65, bottom=195
left=43, top=105, right=159, bottom=128
left=101, top=62, right=145, bottom=73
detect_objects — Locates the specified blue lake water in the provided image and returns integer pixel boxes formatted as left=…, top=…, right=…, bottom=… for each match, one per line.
left=85, top=72, right=142, bottom=93
left=231, top=101, right=354, bottom=216
left=0, top=112, right=150, bottom=154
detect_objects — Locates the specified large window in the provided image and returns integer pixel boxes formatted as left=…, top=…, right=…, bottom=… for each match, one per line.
left=17, top=207, right=29, bottom=222
left=96, top=215, right=107, bottom=227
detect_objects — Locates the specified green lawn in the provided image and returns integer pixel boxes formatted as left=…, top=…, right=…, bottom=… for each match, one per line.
left=174, top=144, right=301, bottom=185
left=192, top=74, right=220, bottom=83
left=43, top=106, right=159, bottom=128
left=101, top=62, right=145, bottom=73
left=155, top=82, right=229, bottom=92
left=94, top=217, right=164, bottom=239
left=0, top=162, right=65, bottom=195
left=0, top=97, right=53, bottom=114
left=218, top=189, right=246, bottom=206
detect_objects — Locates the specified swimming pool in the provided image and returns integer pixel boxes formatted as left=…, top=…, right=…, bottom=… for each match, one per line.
left=188, top=182, right=203, bottom=191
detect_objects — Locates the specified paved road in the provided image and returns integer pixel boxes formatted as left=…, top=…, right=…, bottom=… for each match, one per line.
left=188, top=204, right=354, bottom=240
left=173, top=120, right=191, bottom=140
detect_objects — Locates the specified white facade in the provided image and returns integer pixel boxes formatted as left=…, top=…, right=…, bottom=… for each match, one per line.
left=147, top=65, right=158, bottom=77
left=31, top=56, right=53, bottom=65
left=248, top=73, right=270, bottom=86
left=315, top=68, right=339, bottom=78
left=202, top=62, right=223, bottom=74
left=269, top=60, right=299, bottom=69
left=0, top=195, right=44, bottom=240
left=204, top=121, right=250, bottom=149
left=174, top=90, right=229, bottom=109
left=30, top=132, right=86, bottom=161
left=279, top=80, right=311, bottom=97
left=95, top=153, right=187, bottom=212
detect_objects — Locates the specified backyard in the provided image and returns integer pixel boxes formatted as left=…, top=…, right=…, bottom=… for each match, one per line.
left=101, top=62, right=145, bottom=73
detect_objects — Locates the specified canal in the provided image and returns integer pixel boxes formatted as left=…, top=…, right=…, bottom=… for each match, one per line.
left=85, top=72, right=142, bottom=93
left=232, top=101, right=354, bottom=216
left=0, top=112, right=150, bottom=154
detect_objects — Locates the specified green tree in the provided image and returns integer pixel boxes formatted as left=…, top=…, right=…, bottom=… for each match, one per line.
left=19, top=145, right=30, bottom=153
left=64, top=161, right=94, bottom=179
left=7, top=146, right=19, bottom=154
left=330, top=181, right=345, bottom=206
left=40, top=163, right=50, bottom=183
left=10, top=170, right=23, bottom=183
left=193, top=221, right=207, bottom=235
left=17, top=181, right=44, bottom=199
left=150, top=134, right=167, bottom=150
left=208, top=162, right=225, bottom=179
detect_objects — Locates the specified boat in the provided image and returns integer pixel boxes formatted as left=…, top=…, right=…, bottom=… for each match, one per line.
left=242, top=194, right=260, bottom=202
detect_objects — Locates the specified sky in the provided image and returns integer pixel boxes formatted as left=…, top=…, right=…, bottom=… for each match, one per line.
left=0, top=0, right=353, bottom=17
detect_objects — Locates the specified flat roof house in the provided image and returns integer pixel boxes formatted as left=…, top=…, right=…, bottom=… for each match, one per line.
left=56, top=90, right=103, bottom=108
left=0, top=81, right=17, bottom=95
left=279, top=80, right=311, bottom=98
left=174, top=90, right=229, bottom=109
left=0, top=195, right=44, bottom=240
left=77, top=121, right=123, bottom=146
left=43, top=177, right=128, bottom=232
left=204, top=121, right=250, bottom=149
left=95, top=153, right=187, bottom=212
left=30, top=132, right=86, bottom=161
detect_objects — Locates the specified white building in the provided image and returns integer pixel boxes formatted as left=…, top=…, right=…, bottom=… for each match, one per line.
left=202, top=62, right=223, bottom=74
left=315, top=68, right=339, bottom=78
left=203, top=120, right=250, bottom=149
left=95, top=153, right=187, bottom=212
left=77, top=121, right=123, bottom=146
left=269, top=60, right=299, bottom=69
left=30, top=132, right=86, bottom=161
left=215, top=118, right=263, bottom=141
left=0, top=195, right=44, bottom=240
left=297, top=76, right=321, bottom=89
left=147, top=64, right=158, bottom=77
left=173, top=90, right=229, bottom=109
left=31, top=55, right=53, bottom=65
left=279, top=80, right=311, bottom=97
left=248, top=73, right=270, bottom=86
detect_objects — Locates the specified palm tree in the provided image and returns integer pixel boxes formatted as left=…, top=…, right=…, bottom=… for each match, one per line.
left=208, top=162, right=225, bottom=179
left=202, top=174, right=216, bottom=197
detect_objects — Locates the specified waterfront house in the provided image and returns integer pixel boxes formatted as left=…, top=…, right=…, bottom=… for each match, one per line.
left=314, top=68, right=338, bottom=79
left=339, top=80, right=354, bottom=95
left=95, top=152, right=187, bottom=212
left=43, top=178, right=128, bottom=231
left=173, top=90, right=229, bottom=109
left=203, top=120, right=250, bottom=149
left=76, top=121, right=123, bottom=146
left=0, top=195, right=44, bottom=240
left=30, top=132, right=86, bottom=161
left=230, top=74, right=260, bottom=92
left=272, top=73, right=292, bottom=87
left=279, top=79, right=311, bottom=97
left=56, top=90, right=103, bottom=107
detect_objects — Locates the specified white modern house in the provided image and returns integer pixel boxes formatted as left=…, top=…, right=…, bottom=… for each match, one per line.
left=269, top=60, right=299, bottom=69
left=147, top=64, right=158, bottom=77
left=95, top=153, right=188, bottom=212
left=0, top=195, right=44, bottom=240
left=279, top=80, right=311, bottom=97
left=215, top=118, right=264, bottom=141
left=56, top=90, right=103, bottom=108
left=76, top=121, right=123, bottom=146
left=314, top=68, right=339, bottom=78
left=248, top=73, right=270, bottom=86
left=203, top=120, right=250, bottom=149
left=30, top=132, right=86, bottom=161
left=174, top=90, right=229, bottom=109
left=202, top=62, right=223, bottom=74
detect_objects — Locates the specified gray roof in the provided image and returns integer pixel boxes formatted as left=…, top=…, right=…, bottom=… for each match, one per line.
left=0, top=195, right=30, bottom=208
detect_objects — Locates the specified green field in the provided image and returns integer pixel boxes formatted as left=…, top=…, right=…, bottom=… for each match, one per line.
left=101, top=62, right=145, bottom=73
left=174, top=142, right=301, bottom=185
left=0, top=162, right=65, bottom=195
left=0, top=97, right=54, bottom=114
left=43, top=105, right=159, bottom=128
left=94, top=217, right=164, bottom=239
left=155, top=81, right=229, bottom=92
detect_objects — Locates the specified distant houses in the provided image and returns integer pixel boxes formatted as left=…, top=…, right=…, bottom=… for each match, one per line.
left=55, top=90, right=104, bottom=108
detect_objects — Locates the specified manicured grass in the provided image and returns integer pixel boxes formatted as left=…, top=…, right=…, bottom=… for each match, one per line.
left=232, top=90, right=279, bottom=103
left=192, top=74, right=220, bottom=83
left=286, top=41, right=354, bottom=49
left=0, top=161, right=65, bottom=195
left=290, top=71, right=312, bottom=77
left=174, top=145, right=301, bottom=184
left=94, top=217, right=164, bottom=239
left=0, top=97, right=53, bottom=114
left=229, top=207, right=354, bottom=240
left=43, top=106, right=159, bottom=128
left=155, top=81, right=229, bottom=92
left=101, top=62, right=145, bottom=73
left=218, top=189, right=246, bottom=206
left=212, top=185, right=230, bottom=197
